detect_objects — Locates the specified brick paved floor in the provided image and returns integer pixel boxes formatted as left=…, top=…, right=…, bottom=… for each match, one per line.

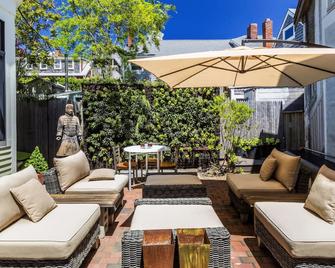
left=83, top=179, right=279, bottom=268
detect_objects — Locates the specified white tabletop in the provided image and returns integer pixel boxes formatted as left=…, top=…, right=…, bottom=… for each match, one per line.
left=124, top=144, right=169, bottom=154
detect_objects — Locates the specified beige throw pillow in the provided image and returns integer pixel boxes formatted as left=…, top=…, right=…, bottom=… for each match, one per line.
left=304, top=169, right=335, bottom=223
left=87, top=168, right=116, bottom=181
left=271, top=149, right=301, bottom=191
left=54, top=150, right=90, bottom=191
left=0, top=165, right=38, bottom=231
left=10, top=179, right=57, bottom=222
left=260, top=156, right=277, bottom=181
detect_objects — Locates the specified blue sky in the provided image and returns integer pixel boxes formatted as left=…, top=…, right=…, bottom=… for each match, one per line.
left=162, top=0, right=298, bottom=40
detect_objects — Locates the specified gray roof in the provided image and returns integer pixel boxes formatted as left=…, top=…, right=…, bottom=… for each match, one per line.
left=140, top=35, right=262, bottom=57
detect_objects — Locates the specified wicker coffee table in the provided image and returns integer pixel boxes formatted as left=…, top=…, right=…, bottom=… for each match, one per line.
left=122, top=198, right=230, bottom=268
left=143, top=174, right=207, bottom=198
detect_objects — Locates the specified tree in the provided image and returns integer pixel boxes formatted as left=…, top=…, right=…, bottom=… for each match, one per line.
left=16, top=0, right=174, bottom=80
left=51, top=0, right=174, bottom=72
left=16, top=0, right=60, bottom=78
left=212, top=94, right=254, bottom=172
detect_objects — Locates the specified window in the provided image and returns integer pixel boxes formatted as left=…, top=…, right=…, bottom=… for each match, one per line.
left=23, top=59, right=33, bottom=70
left=0, top=20, right=5, bottom=141
left=283, top=24, right=295, bottom=40
left=67, top=59, right=74, bottom=70
left=40, top=63, right=48, bottom=70
left=329, top=0, right=335, bottom=11
left=54, top=59, right=62, bottom=70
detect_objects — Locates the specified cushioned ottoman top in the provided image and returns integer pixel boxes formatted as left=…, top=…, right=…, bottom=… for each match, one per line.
left=130, top=204, right=223, bottom=230
left=145, top=174, right=202, bottom=185
left=255, top=202, right=335, bottom=258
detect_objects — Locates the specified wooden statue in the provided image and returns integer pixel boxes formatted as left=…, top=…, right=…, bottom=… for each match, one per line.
left=56, top=103, right=82, bottom=157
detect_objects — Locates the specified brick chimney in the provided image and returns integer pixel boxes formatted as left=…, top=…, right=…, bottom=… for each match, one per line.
left=262, top=18, right=273, bottom=48
left=247, top=23, right=258, bottom=39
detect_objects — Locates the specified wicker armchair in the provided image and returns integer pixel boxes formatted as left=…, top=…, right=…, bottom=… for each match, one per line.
left=121, top=198, right=231, bottom=268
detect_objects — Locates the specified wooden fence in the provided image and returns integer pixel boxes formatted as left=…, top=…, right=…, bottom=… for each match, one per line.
left=17, top=98, right=67, bottom=166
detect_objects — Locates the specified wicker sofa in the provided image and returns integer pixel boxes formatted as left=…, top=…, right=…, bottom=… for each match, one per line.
left=122, top=198, right=230, bottom=268
left=0, top=166, right=100, bottom=268
left=227, top=151, right=319, bottom=222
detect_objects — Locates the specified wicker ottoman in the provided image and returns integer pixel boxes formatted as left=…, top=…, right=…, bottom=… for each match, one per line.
left=122, top=198, right=230, bottom=268
left=143, top=174, right=207, bottom=198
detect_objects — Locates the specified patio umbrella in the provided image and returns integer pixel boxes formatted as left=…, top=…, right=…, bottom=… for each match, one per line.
left=129, top=46, right=335, bottom=88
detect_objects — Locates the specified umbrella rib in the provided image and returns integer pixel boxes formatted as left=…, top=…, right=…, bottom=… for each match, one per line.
left=245, top=55, right=278, bottom=72
left=267, top=55, right=335, bottom=75
left=172, top=58, right=223, bottom=88
left=254, top=56, right=304, bottom=87
left=159, top=57, right=224, bottom=79
left=248, top=62, right=289, bottom=72
left=198, top=64, right=238, bottom=72
left=233, top=57, right=243, bottom=86
left=221, top=57, right=241, bottom=72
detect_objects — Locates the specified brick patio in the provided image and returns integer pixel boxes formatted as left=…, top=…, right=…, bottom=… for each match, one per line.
left=83, top=179, right=280, bottom=268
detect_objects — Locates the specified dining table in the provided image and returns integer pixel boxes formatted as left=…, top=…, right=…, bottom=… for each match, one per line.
left=123, top=144, right=169, bottom=190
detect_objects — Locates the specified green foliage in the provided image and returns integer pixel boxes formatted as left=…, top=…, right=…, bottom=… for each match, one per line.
left=24, top=146, right=49, bottom=173
left=16, top=0, right=174, bottom=78
left=16, top=0, right=60, bottom=77
left=261, top=137, right=280, bottom=146
left=83, top=84, right=220, bottom=167
left=212, top=94, right=254, bottom=172
left=233, top=137, right=261, bottom=152
left=51, top=0, right=174, bottom=59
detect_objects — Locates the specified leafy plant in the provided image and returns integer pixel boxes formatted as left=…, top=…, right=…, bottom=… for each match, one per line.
left=262, top=137, right=280, bottom=146
left=82, top=83, right=220, bottom=168
left=24, top=146, right=49, bottom=173
left=233, top=137, right=260, bottom=152
left=212, top=94, right=254, bottom=172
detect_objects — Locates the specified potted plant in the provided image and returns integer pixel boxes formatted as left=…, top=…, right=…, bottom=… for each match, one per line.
left=24, top=146, right=49, bottom=184
left=233, top=137, right=261, bottom=159
left=261, top=137, right=280, bottom=157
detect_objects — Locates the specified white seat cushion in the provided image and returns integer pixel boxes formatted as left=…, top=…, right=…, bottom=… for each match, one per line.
left=146, top=174, right=202, bottom=185
left=255, top=202, right=335, bottom=258
left=65, top=174, right=128, bottom=194
left=0, top=204, right=100, bottom=260
left=130, top=205, right=223, bottom=231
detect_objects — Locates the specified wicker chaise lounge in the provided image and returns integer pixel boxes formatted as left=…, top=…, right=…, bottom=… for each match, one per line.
left=143, top=173, right=207, bottom=198
left=122, top=198, right=230, bottom=268
left=0, top=166, right=100, bottom=268
left=227, top=149, right=319, bottom=222
left=254, top=165, right=335, bottom=268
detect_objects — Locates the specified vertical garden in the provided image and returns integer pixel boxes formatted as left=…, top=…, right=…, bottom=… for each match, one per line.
left=82, top=83, right=220, bottom=168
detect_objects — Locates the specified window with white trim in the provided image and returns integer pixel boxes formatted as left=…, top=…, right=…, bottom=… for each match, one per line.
left=68, top=59, right=74, bottom=70
left=283, top=24, right=295, bottom=40
left=24, top=59, right=33, bottom=70
left=329, top=0, right=335, bottom=11
left=54, top=59, right=62, bottom=70
left=40, top=63, right=48, bottom=70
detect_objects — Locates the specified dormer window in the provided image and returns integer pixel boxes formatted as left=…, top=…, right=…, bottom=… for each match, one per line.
left=68, top=60, right=74, bottom=70
left=283, top=24, right=295, bottom=40
left=40, top=63, right=48, bottom=70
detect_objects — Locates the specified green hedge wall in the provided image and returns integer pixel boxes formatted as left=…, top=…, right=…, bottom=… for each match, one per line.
left=83, top=83, right=220, bottom=168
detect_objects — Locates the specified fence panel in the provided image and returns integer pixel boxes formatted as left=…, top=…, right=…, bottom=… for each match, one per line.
left=17, top=98, right=67, bottom=166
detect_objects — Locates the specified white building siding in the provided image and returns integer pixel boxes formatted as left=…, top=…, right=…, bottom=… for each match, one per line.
left=0, top=0, right=21, bottom=174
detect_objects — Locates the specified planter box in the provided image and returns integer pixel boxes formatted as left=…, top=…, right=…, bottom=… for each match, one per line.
left=143, top=229, right=175, bottom=268
left=177, top=228, right=210, bottom=268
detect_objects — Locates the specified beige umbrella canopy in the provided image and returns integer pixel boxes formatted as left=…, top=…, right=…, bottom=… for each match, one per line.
left=129, top=46, right=335, bottom=88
